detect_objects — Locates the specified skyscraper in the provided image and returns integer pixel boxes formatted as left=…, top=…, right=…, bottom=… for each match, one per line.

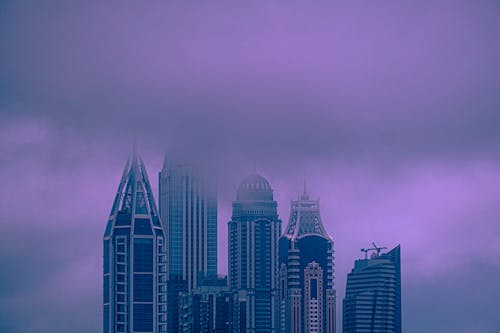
left=279, top=187, right=336, bottom=333
left=158, top=159, right=217, bottom=332
left=103, top=149, right=168, bottom=333
left=178, top=276, right=233, bottom=333
left=228, top=174, right=282, bottom=333
left=343, top=245, right=401, bottom=333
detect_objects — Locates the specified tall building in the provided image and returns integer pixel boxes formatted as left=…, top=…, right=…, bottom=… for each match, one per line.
left=343, top=245, right=401, bottom=333
left=228, top=174, right=282, bottom=333
left=103, top=149, right=168, bottom=333
left=178, top=276, right=233, bottom=333
left=158, top=159, right=217, bottom=333
left=279, top=187, right=336, bottom=333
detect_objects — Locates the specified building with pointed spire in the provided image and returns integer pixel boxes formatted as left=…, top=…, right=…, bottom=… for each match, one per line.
left=279, top=186, right=336, bottom=333
left=103, top=149, right=168, bottom=333
left=158, top=158, right=217, bottom=332
left=228, top=174, right=282, bottom=333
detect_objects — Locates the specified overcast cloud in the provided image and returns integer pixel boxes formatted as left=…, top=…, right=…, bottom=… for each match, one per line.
left=0, top=1, right=499, bottom=332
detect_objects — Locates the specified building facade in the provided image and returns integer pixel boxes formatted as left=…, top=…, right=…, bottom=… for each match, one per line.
left=343, top=245, right=401, bottom=333
left=178, top=276, right=233, bottom=333
left=228, top=174, right=282, bottom=333
left=103, top=150, right=168, bottom=333
left=158, top=159, right=217, bottom=332
left=279, top=188, right=336, bottom=333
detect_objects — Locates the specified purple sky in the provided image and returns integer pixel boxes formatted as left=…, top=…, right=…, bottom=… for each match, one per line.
left=1, top=0, right=500, bottom=332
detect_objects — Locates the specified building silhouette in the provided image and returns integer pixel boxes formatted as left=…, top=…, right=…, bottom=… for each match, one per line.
left=158, top=159, right=218, bottom=333
left=228, top=174, right=282, bottom=333
left=178, top=276, right=233, bottom=333
left=279, top=187, right=336, bottom=333
left=343, top=245, right=401, bottom=333
left=103, top=149, right=168, bottom=333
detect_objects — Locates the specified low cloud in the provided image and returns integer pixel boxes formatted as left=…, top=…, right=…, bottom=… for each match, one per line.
left=1, top=0, right=499, bottom=332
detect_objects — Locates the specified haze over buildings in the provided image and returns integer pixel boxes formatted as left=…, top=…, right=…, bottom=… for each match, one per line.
left=1, top=1, right=500, bottom=332
left=159, top=159, right=218, bottom=332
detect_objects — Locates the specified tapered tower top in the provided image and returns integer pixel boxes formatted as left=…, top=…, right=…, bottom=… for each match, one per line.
left=109, top=147, right=160, bottom=218
left=283, top=188, right=331, bottom=240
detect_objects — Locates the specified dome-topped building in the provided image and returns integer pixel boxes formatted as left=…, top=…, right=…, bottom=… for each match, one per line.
left=236, top=173, right=274, bottom=201
left=232, top=173, right=277, bottom=219
left=228, top=173, right=282, bottom=332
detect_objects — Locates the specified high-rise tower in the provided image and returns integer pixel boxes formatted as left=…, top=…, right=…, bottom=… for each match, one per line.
left=158, top=159, right=217, bottom=332
left=343, top=245, right=401, bottom=333
left=279, top=187, right=336, bottom=333
left=228, top=174, right=282, bottom=333
left=103, top=149, right=168, bottom=333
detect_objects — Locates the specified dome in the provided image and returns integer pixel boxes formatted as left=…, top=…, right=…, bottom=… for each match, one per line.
left=236, top=174, right=273, bottom=201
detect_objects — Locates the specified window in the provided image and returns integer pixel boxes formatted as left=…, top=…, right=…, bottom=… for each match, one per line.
left=133, top=274, right=153, bottom=302
left=133, top=304, right=153, bottom=332
left=103, top=276, right=110, bottom=303
left=133, top=238, right=153, bottom=272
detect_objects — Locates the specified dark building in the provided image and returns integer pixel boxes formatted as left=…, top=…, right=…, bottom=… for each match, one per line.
left=343, top=245, right=401, bottom=333
left=103, top=149, right=168, bottom=333
left=159, top=159, right=217, bottom=333
left=178, top=276, right=233, bottom=333
left=228, top=174, right=282, bottom=333
left=279, top=187, right=336, bottom=333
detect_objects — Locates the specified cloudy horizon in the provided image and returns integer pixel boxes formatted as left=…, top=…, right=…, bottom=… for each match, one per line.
left=1, top=0, right=499, bottom=332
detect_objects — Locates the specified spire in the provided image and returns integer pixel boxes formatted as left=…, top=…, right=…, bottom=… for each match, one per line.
left=301, top=178, right=309, bottom=200
left=283, top=184, right=331, bottom=240
left=130, top=141, right=140, bottom=177
left=132, top=139, right=138, bottom=159
left=109, top=145, right=159, bottom=218
left=162, top=152, right=169, bottom=171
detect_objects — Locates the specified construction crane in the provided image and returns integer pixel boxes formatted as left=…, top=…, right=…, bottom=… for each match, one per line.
left=371, top=242, right=387, bottom=257
left=360, top=247, right=373, bottom=259
left=361, top=242, right=388, bottom=259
